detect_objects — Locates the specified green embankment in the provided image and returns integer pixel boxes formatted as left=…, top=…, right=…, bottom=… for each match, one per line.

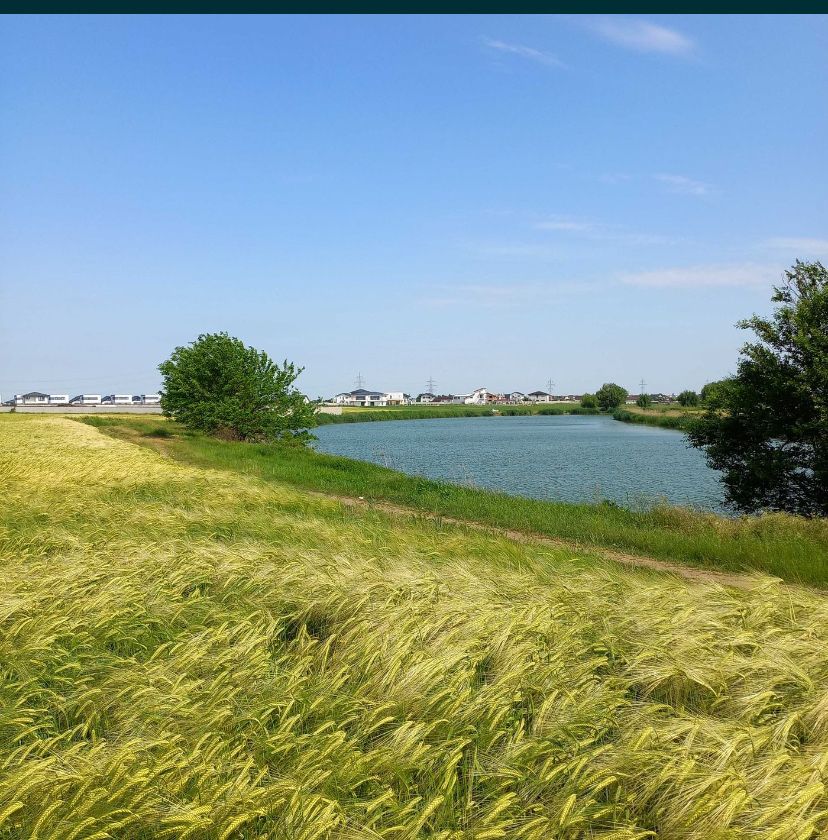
left=82, top=415, right=828, bottom=587
left=612, top=407, right=696, bottom=431
left=2, top=413, right=828, bottom=838
left=317, top=404, right=599, bottom=424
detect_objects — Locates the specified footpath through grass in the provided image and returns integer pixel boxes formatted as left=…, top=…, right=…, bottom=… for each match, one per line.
left=83, top=415, right=828, bottom=588
left=3, top=413, right=828, bottom=837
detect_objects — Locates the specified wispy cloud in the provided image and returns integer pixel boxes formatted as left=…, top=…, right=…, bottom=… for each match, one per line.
left=655, top=173, right=717, bottom=197
left=420, top=279, right=594, bottom=308
left=534, top=215, right=679, bottom=246
left=622, top=262, right=777, bottom=289
left=584, top=17, right=695, bottom=56
left=764, top=237, right=828, bottom=254
left=535, top=216, right=594, bottom=232
left=482, top=37, right=566, bottom=69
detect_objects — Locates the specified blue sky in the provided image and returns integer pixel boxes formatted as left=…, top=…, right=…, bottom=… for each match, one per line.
left=2, top=15, right=826, bottom=399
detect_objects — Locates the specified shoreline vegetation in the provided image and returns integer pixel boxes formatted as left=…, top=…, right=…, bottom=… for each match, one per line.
left=79, top=414, right=828, bottom=588
left=316, top=403, right=600, bottom=424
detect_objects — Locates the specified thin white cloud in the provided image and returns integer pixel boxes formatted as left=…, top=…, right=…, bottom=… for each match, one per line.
left=765, top=237, right=828, bottom=254
left=482, top=37, right=566, bottom=69
left=535, top=216, right=594, bottom=232
left=622, top=262, right=777, bottom=289
left=655, top=173, right=716, bottom=197
left=534, top=215, right=679, bottom=246
left=420, top=279, right=594, bottom=308
left=585, top=17, right=694, bottom=56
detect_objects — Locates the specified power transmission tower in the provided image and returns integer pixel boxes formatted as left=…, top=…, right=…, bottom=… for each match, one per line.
left=355, top=372, right=365, bottom=390
left=546, top=378, right=555, bottom=395
left=426, top=375, right=436, bottom=394
left=639, top=378, right=647, bottom=396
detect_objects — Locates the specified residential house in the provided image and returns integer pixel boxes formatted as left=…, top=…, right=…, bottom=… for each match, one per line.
left=508, top=391, right=526, bottom=403
left=141, top=394, right=162, bottom=405
left=415, top=392, right=435, bottom=404
left=527, top=390, right=554, bottom=403
left=14, top=391, right=50, bottom=405
left=332, top=388, right=388, bottom=407
left=450, top=387, right=488, bottom=405
left=102, top=394, right=133, bottom=405
left=69, top=395, right=102, bottom=405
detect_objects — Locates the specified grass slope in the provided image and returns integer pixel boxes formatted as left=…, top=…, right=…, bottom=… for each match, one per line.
left=2, top=414, right=828, bottom=837
left=318, top=405, right=598, bottom=425
left=84, top=415, right=828, bottom=588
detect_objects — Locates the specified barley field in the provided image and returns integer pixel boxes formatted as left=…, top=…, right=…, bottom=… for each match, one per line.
left=1, top=415, right=827, bottom=839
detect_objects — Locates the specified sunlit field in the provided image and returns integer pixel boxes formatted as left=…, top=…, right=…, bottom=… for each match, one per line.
left=2, top=414, right=828, bottom=838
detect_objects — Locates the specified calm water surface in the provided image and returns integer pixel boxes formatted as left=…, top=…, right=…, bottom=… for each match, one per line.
left=313, top=415, right=726, bottom=512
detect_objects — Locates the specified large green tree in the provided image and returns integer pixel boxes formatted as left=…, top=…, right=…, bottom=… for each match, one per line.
left=677, top=390, right=699, bottom=407
left=688, top=261, right=828, bottom=516
left=596, top=383, right=628, bottom=411
left=159, top=332, right=317, bottom=442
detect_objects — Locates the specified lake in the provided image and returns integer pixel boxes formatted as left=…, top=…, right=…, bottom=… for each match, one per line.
left=313, top=414, right=726, bottom=512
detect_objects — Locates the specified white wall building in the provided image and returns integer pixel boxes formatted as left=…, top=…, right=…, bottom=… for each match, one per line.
left=450, top=387, right=488, bottom=405
left=70, top=395, right=102, bottom=405
left=14, top=392, right=50, bottom=405
left=527, top=391, right=554, bottom=403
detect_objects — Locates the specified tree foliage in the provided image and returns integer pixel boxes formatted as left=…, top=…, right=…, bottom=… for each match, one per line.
left=700, top=380, right=728, bottom=405
left=580, top=393, right=598, bottom=409
left=688, top=261, right=828, bottom=516
left=159, top=332, right=317, bottom=443
left=596, top=383, right=628, bottom=411
left=677, top=390, right=699, bottom=407
left=636, top=393, right=652, bottom=409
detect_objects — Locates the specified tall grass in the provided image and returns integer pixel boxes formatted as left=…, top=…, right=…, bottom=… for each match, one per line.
left=1, top=414, right=828, bottom=837
left=613, top=408, right=694, bottom=431
left=84, top=415, right=828, bottom=587
left=318, top=404, right=599, bottom=425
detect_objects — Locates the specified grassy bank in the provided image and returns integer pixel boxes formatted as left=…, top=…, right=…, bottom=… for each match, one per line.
left=612, top=407, right=695, bottom=431
left=3, top=414, right=828, bottom=837
left=318, top=403, right=599, bottom=424
left=82, top=415, right=828, bottom=587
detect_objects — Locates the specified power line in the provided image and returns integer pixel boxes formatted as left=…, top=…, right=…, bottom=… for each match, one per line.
left=639, top=378, right=647, bottom=395
left=546, top=377, right=554, bottom=395
left=354, top=372, right=365, bottom=389
left=426, top=375, right=436, bottom=393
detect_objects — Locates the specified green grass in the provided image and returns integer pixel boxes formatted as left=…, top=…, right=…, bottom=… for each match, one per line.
left=318, top=404, right=599, bottom=424
left=81, top=415, right=828, bottom=588
left=3, top=413, right=828, bottom=838
left=612, top=408, right=696, bottom=431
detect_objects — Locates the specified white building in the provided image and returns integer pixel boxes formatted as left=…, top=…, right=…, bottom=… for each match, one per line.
left=141, top=394, right=161, bottom=405
left=332, top=388, right=388, bottom=407
left=527, top=390, right=554, bottom=403
left=70, top=395, right=102, bottom=405
left=14, top=392, right=50, bottom=405
left=102, top=394, right=133, bottom=405
left=416, top=392, right=436, bottom=404
left=450, top=387, right=488, bottom=405
left=509, top=392, right=526, bottom=403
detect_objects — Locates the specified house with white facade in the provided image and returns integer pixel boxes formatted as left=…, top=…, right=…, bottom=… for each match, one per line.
left=141, top=394, right=161, bottom=405
left=527, top=390, right=554, bottom=403
left=415, top=392, right=435, bottom=404
left=70, top=395, right=102, bottom=405
left=332, top=388, right=389, bottom=407
left=508, top=392, right=526, bottom=403
left=14, top=392, right=50, bottom=405
left=102, top=394, right=134, bottom=405
left=450, top=387, right=488, bottom=405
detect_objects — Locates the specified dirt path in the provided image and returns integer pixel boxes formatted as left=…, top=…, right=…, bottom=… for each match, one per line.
left=326, top=494, right=760, bottom=590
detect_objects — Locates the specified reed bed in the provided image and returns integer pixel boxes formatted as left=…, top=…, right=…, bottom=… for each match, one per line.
left=1, top=414, right=827, bottom=838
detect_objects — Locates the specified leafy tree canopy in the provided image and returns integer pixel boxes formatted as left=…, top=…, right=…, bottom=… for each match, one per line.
left=688, top=261, right=828, bottom=516
left=700, top=380, right=729, bottom=405
left=677, top=390, right=699, bottom=407
left=159, top=332, right=317, bottom=443
left=580, top=393, right=598, bottom=409
left=596, top=383, right=629, bottom=411
left=636, top=393, right=652, bottom=409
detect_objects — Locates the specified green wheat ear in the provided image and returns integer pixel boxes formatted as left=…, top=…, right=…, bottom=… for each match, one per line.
left=0, top=414, right=826, bottom=839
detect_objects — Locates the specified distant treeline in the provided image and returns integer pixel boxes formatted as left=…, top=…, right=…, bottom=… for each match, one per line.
left=316, top=404, right=600, bottom=425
